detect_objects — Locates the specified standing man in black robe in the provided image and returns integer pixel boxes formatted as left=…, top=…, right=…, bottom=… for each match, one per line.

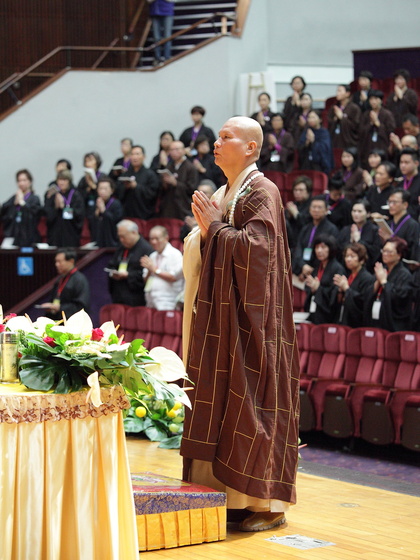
left=39, top=248, right=90, bottom=319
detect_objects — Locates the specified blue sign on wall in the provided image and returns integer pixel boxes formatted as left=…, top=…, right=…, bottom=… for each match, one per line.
left=17, top=257, right=34, bottom=276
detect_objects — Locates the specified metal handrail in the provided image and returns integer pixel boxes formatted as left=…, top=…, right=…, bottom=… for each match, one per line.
left=0, top=11, right=236, bottom=101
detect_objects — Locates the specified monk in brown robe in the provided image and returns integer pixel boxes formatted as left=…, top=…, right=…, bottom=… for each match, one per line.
left=180, top=116, right=300, bottom=532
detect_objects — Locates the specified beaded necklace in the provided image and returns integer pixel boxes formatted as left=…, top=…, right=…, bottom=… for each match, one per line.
left=228, top=172, right=263, bottom=226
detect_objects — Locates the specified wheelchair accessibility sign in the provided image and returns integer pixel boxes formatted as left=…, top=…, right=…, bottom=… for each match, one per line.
left=17, top=257, right=34, bottom=276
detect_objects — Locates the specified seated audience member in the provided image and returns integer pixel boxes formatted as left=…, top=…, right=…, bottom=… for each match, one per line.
left=327, top=84, right=361, bottom=149
left=379, top=188, right=420, bottom=261
left=1, top=169, right=41, bottom=247
left=332, top=147, right=364, bottom=201
left=179, top=106, right=216, bottom=156
left=402, top=113, right=420, bottom=144
left=116, top=145, right=159, bottom=220
left=77, top=152, right=106, bottom=228
left=180, top=179, right=217, bottom=241
left=352, top=70, right=374, bottom=112
left=150, top=131, right=175, bottom=173
left=140, top=225, right=184, bottom=310
left=91, top=176, right=123, bottom=247
left=285, top=175, right=313, bottom=247
left=333, top=243, right=375, bottom=327
left=39, top=248, right=90, bottom=320
left=337, top=200, right=381, bottom=272
left=289, top=92, right=313, bottom=142
left=324, top=180, right=352, bottom=229
left=362, top=148, right=387, bottom=189
left=298, top=110, right=334, bottom=175
left=283, top=75, right=306, bottom=130
left=109, top=138, right=133, bottom=180
left=397, top=147, right=420, bottom=219
left=366, top=161, right=396, bottom=219
left=107, top=220, right=153, bottom=307
left=304, top=234, right=345, bottom=324
left=158, top=141, right=199, bottom=220
left=359, top=90, right=395, bottom=168
left=388, top=132, right=418, bottom=166
left=190, top=135, right=224, bottom=187
left=386, top=69, right=418, bottom=128
left=249, top=91, right=276, bottom=133
left=292, top=196, right=339, bottom=279
left=364, top=237, right=414, bottom=332
left=259, top=113, right=295, bottom=173
left=149, top=0, right=174, bottom=64
left=44, top=170, right=85, bottom=247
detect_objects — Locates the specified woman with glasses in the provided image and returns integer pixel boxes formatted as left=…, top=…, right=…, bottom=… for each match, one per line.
left=364, top=237, right=414, bottom=331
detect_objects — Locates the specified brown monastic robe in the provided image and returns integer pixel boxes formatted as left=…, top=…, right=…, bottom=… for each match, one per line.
left=180, top=173, right=300, bottom=504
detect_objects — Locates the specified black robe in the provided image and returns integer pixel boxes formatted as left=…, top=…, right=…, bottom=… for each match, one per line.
left=338, top=267, right=375, bottom=327
left=91, top=197, right=124, bottom=247
left=359, top=108, right=395, bottom=168
left=107, top=237, right=153, bottom=306
left=1, top=192, right=41, bottom=246
left=179, top=124, right=216, bottom=148
left=47, top=269, right=90, bottom=320
left=327, top=101, right=361, bottom=149
left=44, top=188, right=85, bottom=247
left=304, top=258, right=345, bottom=324
left=292, top=218, right=339, bottom=275
left=388, top=214, right=420, bottom=261
left=364, top=261, right=414, bottom=332
left=325, top=196, right=352, bottom=230
left=158, top=158, right=199, bottom=220
left=365, top=185, right=394, bottom=216
left=115, top=165, right=159, bottom=220
left=259, top=129, right=295, bottom=173
left=337, top=221, right=382, bottom=272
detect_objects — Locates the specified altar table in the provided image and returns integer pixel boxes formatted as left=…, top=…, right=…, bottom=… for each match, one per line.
left=0, top=383, right=139, bottom=560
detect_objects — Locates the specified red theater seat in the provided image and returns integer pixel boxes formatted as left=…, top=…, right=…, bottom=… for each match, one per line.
left=322, top=327, right=387, bottom=438
left=299, top=324, right=349, bottom=431
left=124, top=306, right=154, bottom=346
left=149, top=309, right=183, bottom=358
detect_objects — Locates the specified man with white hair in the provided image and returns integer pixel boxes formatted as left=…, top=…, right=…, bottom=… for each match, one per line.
left=107, top=219, right=152, bottom=306
left=180, top=116, right=300, bottom=532
left=140, top=225, right=184, bottom=310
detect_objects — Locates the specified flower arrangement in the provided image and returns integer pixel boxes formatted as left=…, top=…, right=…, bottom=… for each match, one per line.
left=2, top=309, right=190, bottom=446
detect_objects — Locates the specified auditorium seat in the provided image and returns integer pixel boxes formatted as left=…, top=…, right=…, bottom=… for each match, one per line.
left=332, top=148, right=343, bottom=172
left=263, top=171, right=290, bottom=201
left=99, top=303, right=130, bottom=337
left=322, top=327, right=387, bottom=439
left=299, top=324, right=349, bottom=431
left=401, top=394, right=420, bottom=451
left=149, top=309, right=183, bottom=357
left=294, top=322, right=313, bottom=376
left=124, top=306, right=154, bottom=346
left=292, top=285, right=306, bottom=313
left=360, top=332, right=419, bottom=445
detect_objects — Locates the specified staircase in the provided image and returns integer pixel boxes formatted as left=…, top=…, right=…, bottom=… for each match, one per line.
left=139, top=1, right=238, bottom=68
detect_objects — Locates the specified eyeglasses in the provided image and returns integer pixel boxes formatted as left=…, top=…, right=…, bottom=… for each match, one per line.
left=381, top=249, right=397, bottom=255
left=387, top=200, right=402, bottom=205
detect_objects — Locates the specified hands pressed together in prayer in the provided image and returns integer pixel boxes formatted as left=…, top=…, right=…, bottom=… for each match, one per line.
left=191, top=190, right=223, bottom=238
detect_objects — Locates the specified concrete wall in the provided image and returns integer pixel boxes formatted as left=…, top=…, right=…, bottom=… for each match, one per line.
left=1, top=0, right=419, bottom=201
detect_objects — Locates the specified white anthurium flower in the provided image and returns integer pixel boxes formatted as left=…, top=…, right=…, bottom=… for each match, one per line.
left=99, top=320, right=117, bottom=340
left=50, top=309, right=93, bottom=337
left=166, top=383, right=192, bottom=409
left=5, top=315, right=35, bottom=333
left=86, top=372, right=103, bottom=407
left=33, top=317, right=55, bottom=336
left=144, top=347, right=188, bottom=382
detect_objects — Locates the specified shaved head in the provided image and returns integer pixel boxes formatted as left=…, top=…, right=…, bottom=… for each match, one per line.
left=225, top=116, right=263, bottom=157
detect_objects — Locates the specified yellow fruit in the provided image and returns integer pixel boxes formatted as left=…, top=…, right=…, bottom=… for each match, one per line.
left=166, top=409, right=177, bottom=418
left=135, top=406, right=147, bottom=418
left=172, top=401, right=183, bottom=411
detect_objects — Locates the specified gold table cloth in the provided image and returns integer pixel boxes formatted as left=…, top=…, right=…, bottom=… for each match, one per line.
left=0, top=383, right=139, bottom=560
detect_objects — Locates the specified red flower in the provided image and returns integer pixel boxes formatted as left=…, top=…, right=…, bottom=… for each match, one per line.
left=43, top=336, right=57, bottom=348
left=91, top=328, right=104, bottom=342
left=0, top=325, right=5, bottom=333
left=4, top=313, right=16, bottom=321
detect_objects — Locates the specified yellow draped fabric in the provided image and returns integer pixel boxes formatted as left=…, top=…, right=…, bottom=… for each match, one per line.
left=0, top=384, right=139, bottom=560
left=136, top=506, right=226, bottom=551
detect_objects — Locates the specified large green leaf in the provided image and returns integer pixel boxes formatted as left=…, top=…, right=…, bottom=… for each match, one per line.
left=144, top=424, right=168, bottom=442
left=123, top=416, right=145, bottom=433
left=19, top=359, right=58, bottom=390
left=158, top=434, right=182, bottom=449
